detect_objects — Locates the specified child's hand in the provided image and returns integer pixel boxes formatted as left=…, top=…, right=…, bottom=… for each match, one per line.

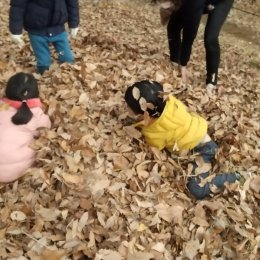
left=69, top=28, right=79, bottom=38
left=133, top=111, right=155, bottom=127
left=10, top=34, right=25, bottom=47
left=121, top=116, right=136, bottom=126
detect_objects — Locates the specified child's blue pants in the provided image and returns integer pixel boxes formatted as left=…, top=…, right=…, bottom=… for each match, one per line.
left=187, top=141, right=238, bottom=200
left=29, top=32, right=74, bottom=74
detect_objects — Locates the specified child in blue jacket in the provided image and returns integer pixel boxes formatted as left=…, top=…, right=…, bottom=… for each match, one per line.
left=9, top=0, right=80, bottom=74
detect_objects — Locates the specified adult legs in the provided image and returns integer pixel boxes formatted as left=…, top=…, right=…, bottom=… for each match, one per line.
left=180, top=12, right=203, bottom=66
left=204, top=0, right=234, bottom=85
left=167, top=13, right=183, bottom=64
left=51, top=32, right=74, bottom=64
left=170, top=10, right=202, bottom=82
left=178, top=11, right=202, bottom=82
left=28, top=34, right=52, bottom=74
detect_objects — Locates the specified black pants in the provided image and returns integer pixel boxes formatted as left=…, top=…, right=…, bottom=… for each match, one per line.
left=167, top=3, right=204, bottom=66
left=204, top=0, right=234, bottom=85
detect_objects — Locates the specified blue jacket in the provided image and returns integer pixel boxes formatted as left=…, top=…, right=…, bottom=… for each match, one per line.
left=9, top=0, right=79, bottom=36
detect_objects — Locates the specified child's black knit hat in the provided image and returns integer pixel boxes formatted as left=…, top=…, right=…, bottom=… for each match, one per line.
left=124, top=80, right=166, bottom=117
left=6, top=72, right=39, bottom=101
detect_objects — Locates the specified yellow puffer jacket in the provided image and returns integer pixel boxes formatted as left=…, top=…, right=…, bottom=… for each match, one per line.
left=135, top=95, right=208, bottom=153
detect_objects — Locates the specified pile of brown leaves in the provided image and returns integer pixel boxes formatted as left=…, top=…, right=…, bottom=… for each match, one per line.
left=0, top=0, right=259, bottom=259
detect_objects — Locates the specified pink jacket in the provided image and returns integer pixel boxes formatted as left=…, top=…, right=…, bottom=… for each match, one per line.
left=0, top=101, right=51, bottom=182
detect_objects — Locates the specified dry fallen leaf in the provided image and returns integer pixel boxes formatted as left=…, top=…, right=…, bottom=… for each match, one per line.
left=95, top=249, right=123, bottom=260
left=41, top=249, right=67, bottom=260
left=10, top=211, right=27, bottom=222
left=183, top=239, right=201, bottom=259
left=155, top=202, right=184, bottom=225
left=128, top=252, right=154, bottom=260
left=249, top=176, right=260, bottom=194
left=36, top=207, right=61, bottom=222
left=132, top=86, right=140, bottom=100
left=0, top=0, right=258, bottom=259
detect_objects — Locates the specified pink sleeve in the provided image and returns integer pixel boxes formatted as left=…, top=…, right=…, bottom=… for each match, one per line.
left=32, top=108, right=51, bottom=129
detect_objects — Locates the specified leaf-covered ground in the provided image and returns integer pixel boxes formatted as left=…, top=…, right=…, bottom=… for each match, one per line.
left=0, top=0, right=259, bottom=259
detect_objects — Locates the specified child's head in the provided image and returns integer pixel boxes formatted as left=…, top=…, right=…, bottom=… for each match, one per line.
left=5, top=72, right=39, bottom=125
left=6, top=72, right=39, bottom=100
left=124, top=80, right=166, bottom=118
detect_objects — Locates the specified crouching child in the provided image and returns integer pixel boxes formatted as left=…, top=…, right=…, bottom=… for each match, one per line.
left=0, top=72, right=51, bottom=182
left=124, top=80, right=240, bottom=200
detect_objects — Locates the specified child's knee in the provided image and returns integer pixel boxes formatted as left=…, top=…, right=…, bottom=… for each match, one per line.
left=187, top=173, right=210, bottom=200
left=58, top=50, right=74, bottom=63
left=194, top=140, right=218, bottom=163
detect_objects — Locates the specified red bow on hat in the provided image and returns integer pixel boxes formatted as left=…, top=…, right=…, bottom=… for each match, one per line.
left=1, top=98, right=42, bottom=109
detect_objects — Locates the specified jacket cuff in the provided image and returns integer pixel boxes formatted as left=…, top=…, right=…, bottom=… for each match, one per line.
left=10, top=30, right=23, bottom=35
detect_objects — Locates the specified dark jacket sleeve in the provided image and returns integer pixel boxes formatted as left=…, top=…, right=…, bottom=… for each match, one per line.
left=206, top=0, right=220, bottom=5
left=9, top=0, right=29, bottom=34
left=187, top=172, right=238, bottom=200
left=204, top=0, right=220, bottom=13
left=65, top=0, right=79, bottom=28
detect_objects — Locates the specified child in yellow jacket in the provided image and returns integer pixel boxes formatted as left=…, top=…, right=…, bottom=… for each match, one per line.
left=124, top=80, right=240, bottom=199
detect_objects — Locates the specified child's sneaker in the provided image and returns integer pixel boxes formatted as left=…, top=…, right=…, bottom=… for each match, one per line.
left=235, top=171, right=241, bottom=180
left=234, top=171, right=247, bottom=186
